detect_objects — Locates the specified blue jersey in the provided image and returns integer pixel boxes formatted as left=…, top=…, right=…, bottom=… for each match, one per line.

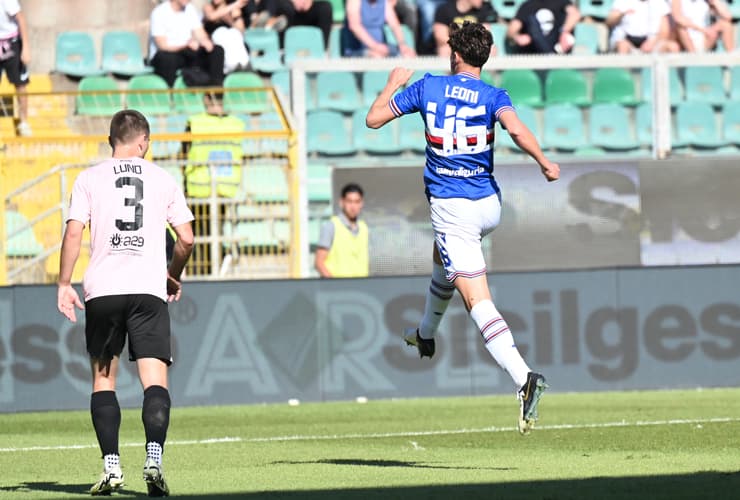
left=390, top=71, right=514, bottom=200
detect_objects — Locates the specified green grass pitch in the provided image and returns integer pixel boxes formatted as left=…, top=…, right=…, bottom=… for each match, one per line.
left=1, top=388, right=738, bottom=499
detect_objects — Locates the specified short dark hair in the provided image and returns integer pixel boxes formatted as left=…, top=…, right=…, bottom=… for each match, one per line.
left=109, top=109, right=150, bottom=147
left=448, top=21, right=493, bottom=68
left=341, top=183, right=364, bottom=198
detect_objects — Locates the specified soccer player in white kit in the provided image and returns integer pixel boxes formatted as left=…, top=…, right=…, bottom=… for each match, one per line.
left=366, top=21, right=560, bottom=434
left=57, top=110, right=194, bottom=496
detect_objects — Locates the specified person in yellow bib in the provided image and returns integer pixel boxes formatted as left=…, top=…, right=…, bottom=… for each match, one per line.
left=315, top=183, right=369, bottom=278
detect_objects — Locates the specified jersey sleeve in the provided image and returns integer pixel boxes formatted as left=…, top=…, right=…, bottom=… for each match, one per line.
left=316, top=220, right=335, bottom=250
left=167, top=180, right=195, bottom=227
left=66, top=172, right=91, bottom=225
left=493, top=88, right=515, bottom=122
left=390, top=77, right=424, bottom=117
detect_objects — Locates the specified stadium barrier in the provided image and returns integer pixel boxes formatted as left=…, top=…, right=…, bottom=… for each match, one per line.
left=0, top=85, right=298, bottom=285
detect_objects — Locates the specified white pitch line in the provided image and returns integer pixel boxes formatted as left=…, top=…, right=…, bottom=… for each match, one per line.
left=1, top=417, right=738, bottom=453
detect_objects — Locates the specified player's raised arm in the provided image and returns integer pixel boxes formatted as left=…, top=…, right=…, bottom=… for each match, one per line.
left=498, top=109, right=560, bottom=182
left=366, top=67, right=414, bottom=129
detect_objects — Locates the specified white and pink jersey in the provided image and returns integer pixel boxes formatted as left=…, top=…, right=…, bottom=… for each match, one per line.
left=67, top=157, right=194, bottom=302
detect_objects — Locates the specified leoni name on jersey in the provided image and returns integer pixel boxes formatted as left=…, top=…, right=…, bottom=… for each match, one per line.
left=444, top=85, right=479, bottom=104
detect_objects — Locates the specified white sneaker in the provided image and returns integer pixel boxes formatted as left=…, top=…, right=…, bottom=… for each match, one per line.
left=143, top=457, right=170, bottom=497
left=90, top=466, right=124, bottom=496
left=16, top=121, right=31, bottom=137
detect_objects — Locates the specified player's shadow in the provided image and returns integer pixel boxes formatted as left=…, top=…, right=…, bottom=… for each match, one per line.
left=0, top=481, right=147, bottom=497
left=270, top=458, right=514, bottom=471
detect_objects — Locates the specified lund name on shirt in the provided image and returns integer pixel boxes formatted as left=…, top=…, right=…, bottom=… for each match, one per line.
left=113, top=163, right=142, bottom=175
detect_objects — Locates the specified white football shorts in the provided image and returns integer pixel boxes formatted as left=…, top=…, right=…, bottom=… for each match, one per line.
left=429, top=194, right=501, bottom=281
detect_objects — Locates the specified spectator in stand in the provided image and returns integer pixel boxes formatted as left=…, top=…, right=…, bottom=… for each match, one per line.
left=606, top=0, right=679, bottom=53
left=342, top=0, right=417, bottom=57
left=416, top=0, right=449, bottom=53
left=506, top=0, right=580, bottom=54
left=241, top=0, right=289, bottom=33
left=671, top=0, right=734, bottom=52
left=0, top=0, right=31, bottom=136
left=149, top=0, right=225, bottom=87
left=202, top=0, right=251, bottom=73
left=281, top=0, right=334, bottom=48
left=432, top=0, right=497, bottom=56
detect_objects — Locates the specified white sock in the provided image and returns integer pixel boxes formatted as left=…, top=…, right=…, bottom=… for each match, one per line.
left=146, top=442, right=163, bottom=465
left=470, top=299, right=530, bottom=388
left=419, top=263, right=455, bottom=339
left=104, top=454, right=120, bottom=471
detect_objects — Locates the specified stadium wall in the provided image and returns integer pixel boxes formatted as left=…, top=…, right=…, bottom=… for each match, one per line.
left=1, top=264, right=739, bottom=412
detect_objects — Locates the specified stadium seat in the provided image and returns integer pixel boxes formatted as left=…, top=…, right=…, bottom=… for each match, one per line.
left=491, top=0, right=525, bottom=20
left=641, top=67, right=683, bottom=105
left=284, top=26, right=325, bottom=65
left=352, top=109, right=402, bottom=154
left=573, top=22, right=601, bottom=54
left=592, top=68, right=639, bottom=105
left=126, top=74, right=171, bottom=115
left=480, top=71, right=495, bottom=86
left=398, top=113, right=426, bottom=153
left=589, top=103, right=639, bottom=150
left=316, top=71, right=361, bottom=112
left=76, top=75, right=121, bottom=116
left=674, top=101, right=727, bottom=149
left=727, top=0, right=740, bottom=19
left=328, top=25, right=342, bottom=58
left=223, top=71, right=271, bottom=114
left=722, top=101, right=740, bottom=144
left=579, top=0, right=613, bottom=20
left=173, top=75, right=205, bottom=114
left=684, top=65, right=726, bottom=106
left=244, top=29, right=284, bottom=73
left=5, top=210, right=43, bottom=258
left=500, top=69, right=543, bottom=107
left=307, top=162, right=332, bottom=203
left=383, top=23, right=416, bottom=50
left=729, top=66, right=740, bottom=100
left=543, top=103, right=588, bottom=150
left=327, top=0, right=346, bottom=23
left=101, top=30, right=153, bottom=76
left=361, top=70, right=389, bottom=106
left=244, top=163, right=289, bottom=203
left=545, top=69, right=590, bottom=106
left=490, top=23, right=508, bottom=55
left=55, top=31, right=104, bottom=78
left=497, top=104, right=538, bottom=151
left=307, top=110, right=356, bottom=155
left=635, top=102, right=653, bottom=147
left=271, top=69, right=316, bottom=111
left=225, top=219, right=287, bottom=248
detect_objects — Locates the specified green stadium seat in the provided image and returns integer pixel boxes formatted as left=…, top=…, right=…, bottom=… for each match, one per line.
left=592, top=68, right=639, bottom=105
left=244, top=164, right=289, bottom=203
left=641, top=67, right=683, bottom=105
left=398, top=113, right=426, bottom=153
left=76, top=75, right=121, bottom=116
left=635, top=102, right=652, bottom=147
left=244, top=29, right=284, bottom=73
left=497, top=104, right=538, bottom=151
left=500, top=69, right=543, bottom=107
left=329, top=25, right=342, bottom=58
left=316, top=71, right=361, bottom=112
left=307, top=162, right=332, bottom=203
left=352, top=109, right=402, bottom=154
left=225, top=219, right=288, bottom=248
left=55, top=31, right=104, bottom=78
left=722, top=101, right=740, bottom=144
left=307, top=110, right=356, bottom=155
left=573, top=22, right=601, bottom=54
left=579, top=0, right=613, bottom=20
left=543, top=103, right=588, bottom=150
left=126, top=74, right=171, bottom=115
left=545, top=69, right=590, bottom=106
left=5, top=210, right=43, bottom=257
left=327, top=0, right=346, bottom=23
left=284, top=26, right=325, bottom=65
left=270, top=69, right=316, bottom=111
left=684, top=66, right=726, bottom=106
left=173, top=75, right=205, bottom=114
left=223, top=71, right=271, bottom=114
left=101, top=30, right=153, bottom=76
left=491, top=0, right=525, bottom=19
left=383, top=23, right=416, bottom=50
left=361, top=70, right=390, bottom=106
left=589, top=103, right=639, bottom=150
left=729, top=66, right=740, bottom=100
left=674, top=101, right=727, bottom=149
left=490, top=23, right=508, bottom=55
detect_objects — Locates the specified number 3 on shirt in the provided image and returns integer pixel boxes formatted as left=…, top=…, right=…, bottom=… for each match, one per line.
left=115, top=176, right=143, bottom=231
left=426, top=102, right=487, bottom=155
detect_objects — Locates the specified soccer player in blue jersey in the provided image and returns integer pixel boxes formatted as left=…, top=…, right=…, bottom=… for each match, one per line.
left=366, top=20, right=559, bottom=434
